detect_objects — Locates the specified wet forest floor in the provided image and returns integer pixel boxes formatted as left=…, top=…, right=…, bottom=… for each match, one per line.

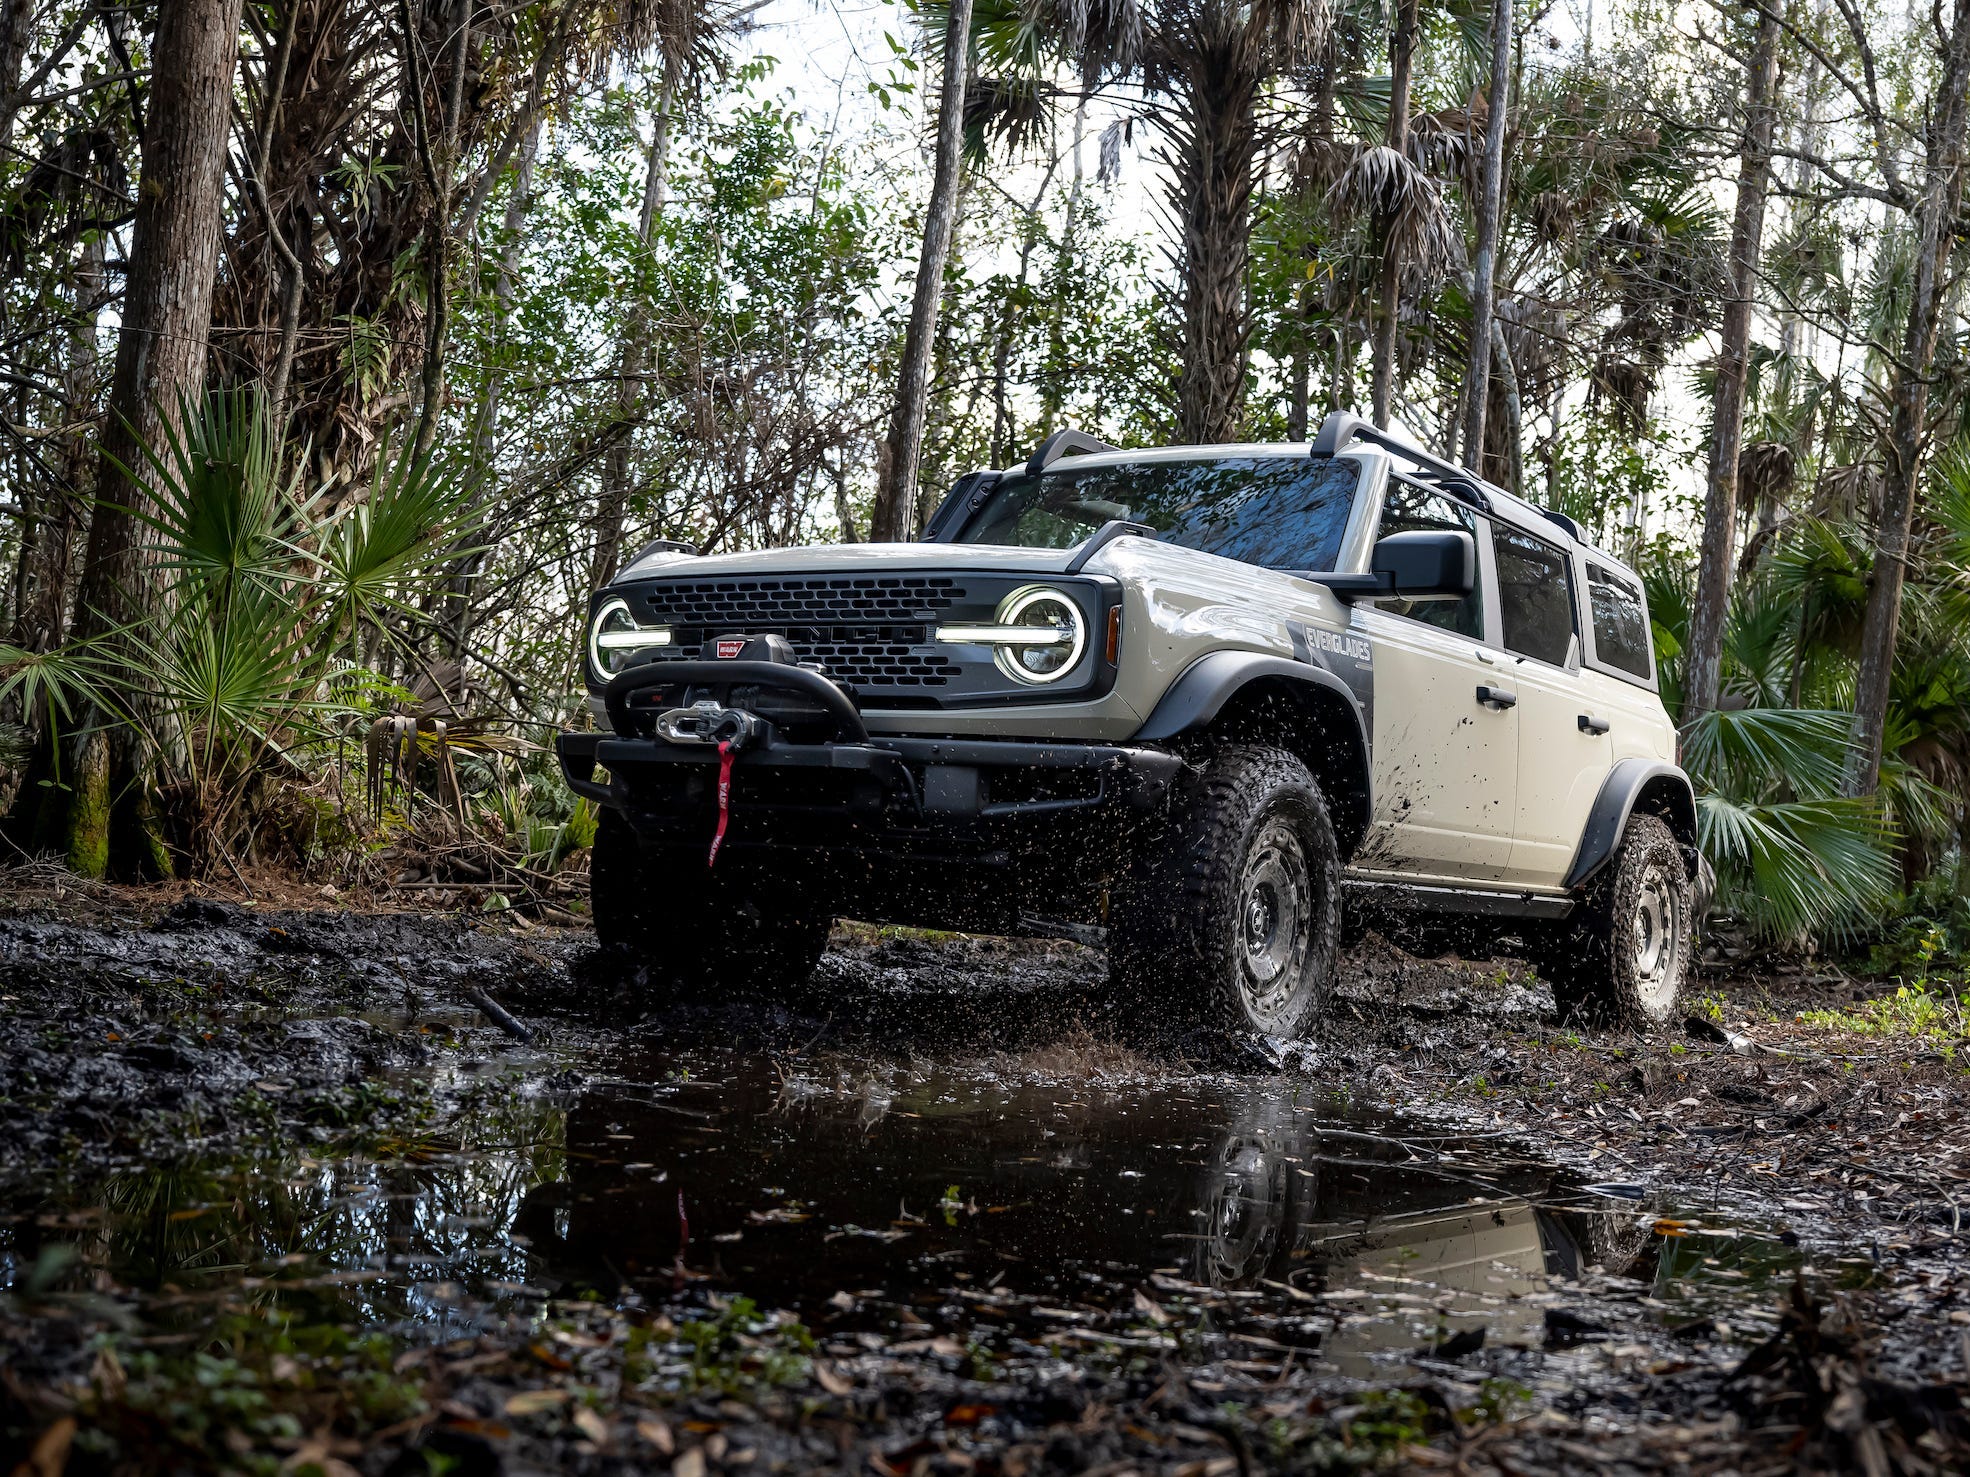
left=2, top=876, right=1969, bottom=1475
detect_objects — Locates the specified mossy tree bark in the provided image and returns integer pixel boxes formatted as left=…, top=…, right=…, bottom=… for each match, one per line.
left=53, top=0, right=243, bottom=877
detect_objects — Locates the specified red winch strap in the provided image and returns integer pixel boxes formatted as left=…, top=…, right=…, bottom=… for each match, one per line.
left=707, top=739, right=735, bottom=868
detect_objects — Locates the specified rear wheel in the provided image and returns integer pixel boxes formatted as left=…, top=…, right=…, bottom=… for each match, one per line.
left=589, top=809, right=832, bottom=988
left=1536, top=813, right=1690, bottom=1029
left=1110, top=745, right=1342, bottom=1040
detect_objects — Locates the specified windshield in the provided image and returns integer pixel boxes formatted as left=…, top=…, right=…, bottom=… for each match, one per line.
left=953, top=455, right=1361, bottom=572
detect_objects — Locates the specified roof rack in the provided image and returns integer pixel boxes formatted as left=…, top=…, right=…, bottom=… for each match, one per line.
left=1311, top=411, right=1582, bottom=542
left=1025, top=428, right=1118, bottom=478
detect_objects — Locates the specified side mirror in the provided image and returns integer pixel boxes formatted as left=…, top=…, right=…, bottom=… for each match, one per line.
left=1369, top=529, right=1474, bottom=599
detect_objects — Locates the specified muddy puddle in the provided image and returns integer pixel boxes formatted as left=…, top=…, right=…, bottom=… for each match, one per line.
left=1, top=1045, right=1849, bottom=1382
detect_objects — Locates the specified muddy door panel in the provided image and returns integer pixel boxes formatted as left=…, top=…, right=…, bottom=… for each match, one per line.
left=1354, top=608, right=1518, bottom=882
left=1501, top=657, right=1611, bottom=887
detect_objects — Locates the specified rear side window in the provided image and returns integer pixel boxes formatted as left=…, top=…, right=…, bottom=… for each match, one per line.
left=1372, top=481, right=1482, bottom=640
left=1493, top=525, right=1576, bottom=666
left=1587, top=562, right=1652, bottom=680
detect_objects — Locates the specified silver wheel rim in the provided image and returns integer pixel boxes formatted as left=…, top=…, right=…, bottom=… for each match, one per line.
left=1237, top=815, right=1313, bottom=1029
left=1197, top=1135, right=1287, bottom=1285
left=1632, top=860, right=1683, bottom=1019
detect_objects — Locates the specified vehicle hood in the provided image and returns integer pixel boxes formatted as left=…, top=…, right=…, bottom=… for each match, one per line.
left=613, top=541, right=1085, bottom=583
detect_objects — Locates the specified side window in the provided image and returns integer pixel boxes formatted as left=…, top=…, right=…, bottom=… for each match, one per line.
left=1492, top=524, right=1576, bottom=666
left=1587, top=562, right=1653, bottom=680
left=1371, top=480, right=1482, bottom=640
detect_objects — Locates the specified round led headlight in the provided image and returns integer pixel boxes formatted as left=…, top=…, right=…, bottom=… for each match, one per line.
left=588, top=597, right=670, bottom=679
left=993, top=585, right=1085, bottom=684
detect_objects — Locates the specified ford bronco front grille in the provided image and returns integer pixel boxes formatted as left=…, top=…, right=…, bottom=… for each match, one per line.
left=627, top=575, right=969, bottom=691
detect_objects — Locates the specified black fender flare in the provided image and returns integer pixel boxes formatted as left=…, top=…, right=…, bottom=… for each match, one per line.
left=1132, top=652, right=1372, bottom=845
left=1134, top=651, right=1367, bottom=748
left=1564, top=758, right=1699, bottom=892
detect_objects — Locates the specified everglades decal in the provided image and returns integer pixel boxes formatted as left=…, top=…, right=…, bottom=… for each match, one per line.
left=1289, top=620, right=1374, bottom=742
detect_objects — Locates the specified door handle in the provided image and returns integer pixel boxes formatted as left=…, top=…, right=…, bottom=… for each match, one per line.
left=1578, top=713, right=1611, bottom=735
left=1476, top=684, right=1518, bottom=709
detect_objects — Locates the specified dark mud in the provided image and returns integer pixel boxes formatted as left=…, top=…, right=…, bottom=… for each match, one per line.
left=3, top=893, right=1968, bottom=1474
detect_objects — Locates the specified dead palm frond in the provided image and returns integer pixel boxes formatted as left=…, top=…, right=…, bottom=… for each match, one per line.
left=1324, top=144, right=1463, bottom=280
left=1740, top=441, right=1796, bottom=510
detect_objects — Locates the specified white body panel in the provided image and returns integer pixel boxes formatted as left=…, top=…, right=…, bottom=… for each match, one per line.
left=1352, top=612, right=1518, bottom=883
left=1500, top=651, right=1613, bottom=887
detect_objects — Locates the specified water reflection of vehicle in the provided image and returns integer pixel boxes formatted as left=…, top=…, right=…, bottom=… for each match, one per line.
left=532, top=1054, right=1619, bottom=1358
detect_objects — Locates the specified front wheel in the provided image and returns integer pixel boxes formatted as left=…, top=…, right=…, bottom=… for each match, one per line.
left=1537, top=813, right=1691, bottom=1030
left=589, top=809, right=833, bottom=988
left=1109, top=745, right=1343, bottom=1040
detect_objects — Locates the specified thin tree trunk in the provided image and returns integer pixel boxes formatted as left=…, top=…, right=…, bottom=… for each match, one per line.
left=1844, top=0, right=1970, bottom=794
left=1491, top=318, right=1522, bottom=495
left=834, top=458, right=858, bottom=542
left=1039, top=96, right=1088, bottom=443
left=55, top=0, right=243, bottom=876
left=442, top=114, right=542, bottom=654
left=1288, top=326, right=1311, bottom=441
left=257, top=0, right=304, bottom=433
left=592, top=71, right=674, bottom=592
left=405, top=0, right=472, bottom=464
left=0, top=0, right=30, bottom=163
left=871, top=0, right=974, bottom=540
left=1462, top=0, right=1512, bottom=468
left=1681, top=5, right=1780, bottom=726
left=990, top=161, right=1055, bottom=465
left=8, top=232, right=101, bottom=660
left=1371, top=0, right=1419, bottom=428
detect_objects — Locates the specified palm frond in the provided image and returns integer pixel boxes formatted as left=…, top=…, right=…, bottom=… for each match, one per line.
left=1680, top=705, right=1854, bottom=799
left=1697, top=792, right=1899, bottom=941
left=1324, top=144, right=1462, bottom=279
left=114, top=389, right=304, bottom=610
left=315, top=435, right=484, bottom=645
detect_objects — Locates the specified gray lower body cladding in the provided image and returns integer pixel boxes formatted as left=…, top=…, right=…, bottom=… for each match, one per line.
left=557, top=728, right=1181, bottom=933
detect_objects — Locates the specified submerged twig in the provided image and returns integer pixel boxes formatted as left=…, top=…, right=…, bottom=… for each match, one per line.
left=467, top=986, right=535, bottom=1043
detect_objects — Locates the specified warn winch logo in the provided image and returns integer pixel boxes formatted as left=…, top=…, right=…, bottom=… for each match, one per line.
left=715, top=639, right=745, bottom=659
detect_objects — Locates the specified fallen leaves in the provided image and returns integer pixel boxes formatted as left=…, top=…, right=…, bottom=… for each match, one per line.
left=503, top=1389, right=570, bottom=1417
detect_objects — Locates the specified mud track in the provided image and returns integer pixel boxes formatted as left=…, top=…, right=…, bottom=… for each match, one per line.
left=2, top=888, right=1967, bottom=1474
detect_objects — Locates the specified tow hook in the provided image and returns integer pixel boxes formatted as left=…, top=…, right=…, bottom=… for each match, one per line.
left=651, top=701, right=760, bottom=869
left=654, top=700, right=760, bottom=749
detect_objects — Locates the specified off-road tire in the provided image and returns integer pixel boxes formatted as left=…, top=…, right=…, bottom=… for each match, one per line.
left=589, top=809, right=832, bottom=987
left=1535, top=813, right=1690, bottom=1030
left=1109, top=745, right=1343, bottom=1040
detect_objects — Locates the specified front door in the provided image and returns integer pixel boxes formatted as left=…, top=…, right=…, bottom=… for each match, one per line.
left=1488, top=523, right=1611, bottom=888
left=1352, top=481, right=1518, bottom=884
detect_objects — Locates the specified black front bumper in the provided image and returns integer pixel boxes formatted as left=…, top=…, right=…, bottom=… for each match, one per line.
left=558, top=727, right=1180, bottom=829
left=558, top=659, right=1182, bottom=852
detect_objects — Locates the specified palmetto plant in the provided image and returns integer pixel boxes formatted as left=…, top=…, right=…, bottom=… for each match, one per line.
left=93, top=392, right=480, bottom=870
left=1650, top=557, right=1900, bottom=942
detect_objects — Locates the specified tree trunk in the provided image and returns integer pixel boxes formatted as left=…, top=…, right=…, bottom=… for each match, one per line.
left=1288, top=329, right=1311, bottom=441
left=0, top=0, right=30, bottom=160
left=1844, top=0, right=1970, bottom=794
left=1371, top=0, right=1419, bottom=428
left=1172, top=51, right=1260, bottom=445
left=54, top=0, right=242, bottom=876
left=871, top=0, right=974, bottom=541
left=441, top=113, right=542, bottom=654
left=990, top=161, right=1055, bottom=466
left=1461, top=0, right=1512, bottom=467
left=405, top=0, right=473, bottom=465
left=1490, top=318, right=1523, bottom=495
left=591, top=72, right=674, bottom=591
left=1681, top=5, right=1780, bottom=726
left=1038, top=95, right=1088, bottom=445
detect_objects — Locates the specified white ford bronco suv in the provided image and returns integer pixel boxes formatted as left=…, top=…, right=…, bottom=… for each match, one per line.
left=558, top=412, right=1702, bottom=1038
